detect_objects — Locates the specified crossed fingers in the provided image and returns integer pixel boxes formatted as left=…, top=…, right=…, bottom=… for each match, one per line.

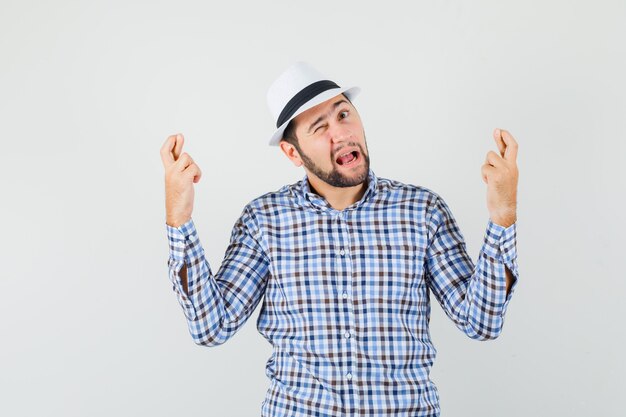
left=160, top=133, right=201, bottom=182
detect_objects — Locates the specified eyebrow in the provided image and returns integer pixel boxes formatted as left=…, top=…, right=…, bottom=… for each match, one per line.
left=307, top=99, right=349, bottom=134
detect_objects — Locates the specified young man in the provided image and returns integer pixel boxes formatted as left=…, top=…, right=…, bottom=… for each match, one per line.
left=160, top=62, right=519, bottom=417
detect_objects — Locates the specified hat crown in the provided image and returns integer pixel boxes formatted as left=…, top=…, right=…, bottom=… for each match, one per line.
left=265, top=61, right=360, bottom=146
left=267, top=61, right=329, bottom=122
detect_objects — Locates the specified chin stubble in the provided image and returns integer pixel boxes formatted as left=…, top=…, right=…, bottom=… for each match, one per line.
left=300, top=143, right=371, bottom=188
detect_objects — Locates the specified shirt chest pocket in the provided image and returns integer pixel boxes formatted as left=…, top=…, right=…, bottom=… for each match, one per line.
left=356, top=242, right=423, bottom=301
left=270, top=244, right=340, bottom=307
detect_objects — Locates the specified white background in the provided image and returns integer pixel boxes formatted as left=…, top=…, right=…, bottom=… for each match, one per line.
left=1, top=1, right=624, bottom=416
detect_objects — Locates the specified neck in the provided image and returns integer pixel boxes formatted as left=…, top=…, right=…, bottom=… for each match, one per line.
left=306, top=173, right=368, bottom=211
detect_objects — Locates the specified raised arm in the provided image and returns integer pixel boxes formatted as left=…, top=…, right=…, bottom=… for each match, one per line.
left=160, top=134, right=270, bottom=346
left=425, top=128, right=520, bottom=340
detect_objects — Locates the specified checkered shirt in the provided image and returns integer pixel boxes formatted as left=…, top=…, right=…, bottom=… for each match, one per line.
left=165, top=168, right=519, bottom=417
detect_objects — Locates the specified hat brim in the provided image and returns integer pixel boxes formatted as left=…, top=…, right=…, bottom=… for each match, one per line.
left=268, top=86, right=361, bottom=146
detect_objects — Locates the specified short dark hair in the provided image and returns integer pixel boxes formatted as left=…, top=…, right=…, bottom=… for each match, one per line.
left=279, top=93, right=353, bottom=147
left=281, top=119, right=299, bottom=148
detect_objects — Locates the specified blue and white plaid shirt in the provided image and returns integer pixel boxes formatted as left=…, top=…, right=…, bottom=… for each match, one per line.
left=166, top=168, right=519, bottom=417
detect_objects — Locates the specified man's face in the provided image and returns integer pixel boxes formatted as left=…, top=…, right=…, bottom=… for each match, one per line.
left=281, top=93, right=370, bottom=188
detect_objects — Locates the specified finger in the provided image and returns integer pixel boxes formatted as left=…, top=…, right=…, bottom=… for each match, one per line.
left=160, top=136, right=177, bottom=168
left=481, top=163, right=496, bottom=183
left=193, top=166, right=202, bottom=183
left=485, top=150, right=504, bottom=168
left=185, top=163, right=201, bottom=181
left=499, top=129, right=518, bottom=162
left=173, top=133, right=184, bottom=161
left=175, top=153, right=194, bottom=172
left=493, top=128, right=506, bottom=157
left=184, top=162, right=202, bottom=182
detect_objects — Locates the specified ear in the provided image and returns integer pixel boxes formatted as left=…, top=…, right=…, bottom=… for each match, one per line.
left=279, top=141, right=303, bottom=167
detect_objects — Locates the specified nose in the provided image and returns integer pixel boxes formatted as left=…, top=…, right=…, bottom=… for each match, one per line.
left=329, top=123, right=353, bottom=144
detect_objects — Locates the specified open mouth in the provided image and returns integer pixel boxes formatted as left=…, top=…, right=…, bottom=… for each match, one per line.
left=335, top=150, right=360, bottom=167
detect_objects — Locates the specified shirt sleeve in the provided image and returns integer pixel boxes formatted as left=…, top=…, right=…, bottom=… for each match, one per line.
left=165, top=205, right=270, bottom=346
left=424, top=194, right=519, bottom=341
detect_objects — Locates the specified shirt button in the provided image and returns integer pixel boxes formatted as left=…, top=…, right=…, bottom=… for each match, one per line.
left=344, top=331, right=351, bottom=339
left=346, top=372, right=352, bottom=380
left=339, top=248, right=345, bottom=256
left=342, top=292, right=348, bottom=299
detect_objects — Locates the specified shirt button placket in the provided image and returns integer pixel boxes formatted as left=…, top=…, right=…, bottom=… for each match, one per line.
left=337, top=211, right=357, bottom=411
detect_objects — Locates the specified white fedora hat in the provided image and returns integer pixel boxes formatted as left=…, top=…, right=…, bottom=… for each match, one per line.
left=267, top=61, right=361, bottom=146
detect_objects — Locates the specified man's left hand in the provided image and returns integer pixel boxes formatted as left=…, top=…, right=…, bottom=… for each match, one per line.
left=481, top=128, right=519, bottom=228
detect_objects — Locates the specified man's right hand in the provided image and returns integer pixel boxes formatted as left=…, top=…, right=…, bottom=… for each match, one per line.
left=160, top=133, right=202, bottom=228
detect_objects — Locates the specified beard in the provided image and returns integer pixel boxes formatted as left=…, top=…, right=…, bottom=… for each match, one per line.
left=297, top=135, right=371, bottom=188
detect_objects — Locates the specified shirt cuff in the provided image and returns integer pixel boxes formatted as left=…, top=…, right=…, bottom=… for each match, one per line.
left=166, top=218, right=199, bottom=263
left=482, top=219, right=517, bottom=264
left=482, top=219, right=519, bottom=314
left=165, top=218, right=201, bottom=319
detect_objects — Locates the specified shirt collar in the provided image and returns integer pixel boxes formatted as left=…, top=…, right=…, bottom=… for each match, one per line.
left=299, top=168, right=379, bottom=213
